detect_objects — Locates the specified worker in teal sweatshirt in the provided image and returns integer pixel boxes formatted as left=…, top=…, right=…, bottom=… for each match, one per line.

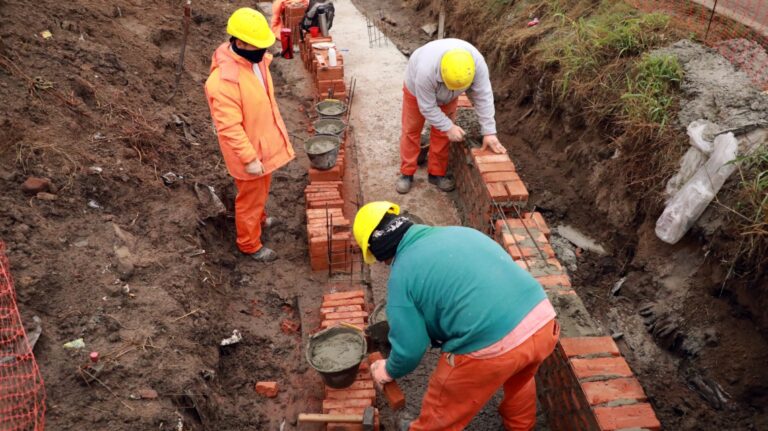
left=353, top=201, right=559, bottom=430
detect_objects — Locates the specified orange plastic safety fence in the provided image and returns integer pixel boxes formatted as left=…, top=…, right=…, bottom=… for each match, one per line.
left=627, top=0, right=768, bottom=89
left=0, top=241, right=46, bottom=431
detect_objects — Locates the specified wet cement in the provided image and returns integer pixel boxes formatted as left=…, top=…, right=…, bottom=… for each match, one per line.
left=314, top=120, right=347, bottom=136
left=309, top=332, right=365, bottom=372
left=306, top=136, right=340, bottom=154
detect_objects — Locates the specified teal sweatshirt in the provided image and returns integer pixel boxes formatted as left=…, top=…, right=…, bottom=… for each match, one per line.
left=384, top=225, right=547, bottom=379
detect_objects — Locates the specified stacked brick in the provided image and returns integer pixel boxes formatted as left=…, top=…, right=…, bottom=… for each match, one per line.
left=494, top=213, right=575, bottom=297
left=300, top=33, right=347, bottom=100
left=491, top=213, right=659, bottom=429
left=304, top=135, right=352, bottom=272
left=538, top=337, right=661, bottom=431
left=319, top=290, right=380, bottom=430
left=446, top=114, right=662, bottom=428
left=282, top=2, right=307, bottom=48
left=449, top=145, right=529, bottom=233
left=320, top=290, right=368, bottom=329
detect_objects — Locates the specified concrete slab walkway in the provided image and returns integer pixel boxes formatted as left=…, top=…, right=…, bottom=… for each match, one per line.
left=330, top=0, right=460, bottom=228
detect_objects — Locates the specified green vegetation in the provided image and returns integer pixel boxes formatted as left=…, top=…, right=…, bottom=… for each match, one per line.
left=732, top=147, right=768, bottom=272
left=621, top=54, right=683, bottom=131
left=543, top=4, right=671, bottom=99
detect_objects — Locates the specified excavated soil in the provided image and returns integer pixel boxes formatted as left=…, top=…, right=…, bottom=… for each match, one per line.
left=352, top=0, right=768, bottom=429
left=0, top=1, right=326, bottom=430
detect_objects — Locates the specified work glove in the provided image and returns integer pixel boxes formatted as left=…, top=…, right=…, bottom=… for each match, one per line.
left=370, top=359, right=393, bottom=390
left=446, top=124, right=467, bottom=143
left=481, top=134, right=507, bottom=154
left=245, top=159, right=264, bottom=176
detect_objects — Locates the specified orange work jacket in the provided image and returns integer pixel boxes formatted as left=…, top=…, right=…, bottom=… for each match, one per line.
left=205, top=42, right=295, bottom=180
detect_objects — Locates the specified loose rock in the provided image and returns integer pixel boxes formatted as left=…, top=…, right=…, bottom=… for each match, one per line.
left=21, top=177, right=51, bottom=195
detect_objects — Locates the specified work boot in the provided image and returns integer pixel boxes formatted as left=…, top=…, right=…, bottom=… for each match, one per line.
left=395, top=175, right=413, bottom=194
left=428, top=174, right=455, bottom=192
left=250, top=247, right=277, bottom=262
left=262, top=216, right=280, bottom=229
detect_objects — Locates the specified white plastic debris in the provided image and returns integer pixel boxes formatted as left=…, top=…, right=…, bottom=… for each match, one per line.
left=656, top=132, right=739, bottom=244
left=220, top=329, right=242, bottom=346
left=63, top=338, right=85, bottom=349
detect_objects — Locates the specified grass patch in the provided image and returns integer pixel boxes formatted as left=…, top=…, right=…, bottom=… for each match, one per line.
left=621, top=53, right=683, bottom=132
left=731, top=147, right=768, bottom=273
left=543, top=3, right=671, bottom=98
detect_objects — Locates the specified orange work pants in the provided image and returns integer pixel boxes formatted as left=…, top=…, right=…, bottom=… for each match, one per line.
left=233, top=175, right=272, bottom=254
left=400, top=85, right=459, bottom=177
left=410, top=320, right=560, bottom=431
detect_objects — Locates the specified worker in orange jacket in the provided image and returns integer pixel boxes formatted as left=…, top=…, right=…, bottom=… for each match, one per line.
left=205, top=8, right=295, bottom=262
left=271, top=0, right=309, bottom=37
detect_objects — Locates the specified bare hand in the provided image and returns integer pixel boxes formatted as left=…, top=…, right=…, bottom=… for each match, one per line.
left=370, top=359, right=393, bottom=390
left=245, top=159, right=264, bottom=176
left=446, top=125, right=467, bottom=143
left=481, top=134, right=506, bottom=154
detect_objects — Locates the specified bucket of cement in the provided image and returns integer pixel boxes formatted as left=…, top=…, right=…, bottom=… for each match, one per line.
left=365, top=302, right=391, bottom=357
left=306, top=326, right=368, bottom=389
left=313, top=118, right=347, bottom=139
left=305, top=135, right=341, bottom=171
left=315, top=99, right=347, bottom=118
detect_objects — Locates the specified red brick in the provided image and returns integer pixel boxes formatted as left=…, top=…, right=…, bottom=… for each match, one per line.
left=594, top=403, right=661, bottom=430
left=324, top=291, right=365, bottom=301
left=309, top=166, right=343, bottom=182
left=476, top=161, right=516, bottom=173
left=482, top=171, right=520, bottom=184
left=321, top=305, right=364, bottom=316
left=474, top=153, right=511, bottom=164
left=504, top=181, right=529, bottom=201
left=381, top=382, right=405, bottom=411
left=322, top=297, right=366, bottom=308
left=326, top=380, right=375, bottom=392
left=536, top=274, right=572, bottom=287
left=368, top=353, right=406, bottom=411
left=255, top=381, right=278, bottom=397
left=523, top=212, right=551, bottom=237
left=560, top=337, right=621, bottom=358
left=485, top=182, right=508, bottom=200
left=317, top=78, right=346, bottom=94
left=581, top=377, right=647, bottom=405
left=308, top=199, right=345, bottom=209
left=321, top=318, right=365, bottom=329
left=316, top=65, right=344, bottom=82
left=322, top=398, right=372, bottom=413
left=325, top=407, right=367, bottom=415
left=324, top=388, right=376, bottom=401
left=280, top=319, right=300, bottom=334
left=571, top=357, right=633, bottom=379
left=355, top=370, right=373, bottom=381
left=325, top=310, right=369, bottom=321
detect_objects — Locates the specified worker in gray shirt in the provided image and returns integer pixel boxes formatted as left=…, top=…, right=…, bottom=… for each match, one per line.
left=397, top=38, right=506, bottom=194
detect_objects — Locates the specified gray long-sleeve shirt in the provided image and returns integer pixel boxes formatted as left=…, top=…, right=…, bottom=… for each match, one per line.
left=404, top=38, right=496, bottom=135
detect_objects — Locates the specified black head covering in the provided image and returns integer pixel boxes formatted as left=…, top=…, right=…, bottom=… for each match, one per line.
left=369, top=213, right=413, bottom=262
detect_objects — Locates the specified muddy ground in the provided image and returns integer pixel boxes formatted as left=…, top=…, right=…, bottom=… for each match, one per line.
left=352, top=0, right=768, bottom=429
left=0, top=1, right=329, bottom=430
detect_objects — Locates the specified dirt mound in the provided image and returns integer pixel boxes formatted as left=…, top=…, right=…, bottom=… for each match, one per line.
left=0, top=1, right=323, bottom=429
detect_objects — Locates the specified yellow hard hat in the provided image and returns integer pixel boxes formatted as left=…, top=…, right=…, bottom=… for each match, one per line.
left=354, top=201, right=400, bottom=264
left=226, top=7, right=276, bottom=49
left=440, top=48, right=476, bottom=90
